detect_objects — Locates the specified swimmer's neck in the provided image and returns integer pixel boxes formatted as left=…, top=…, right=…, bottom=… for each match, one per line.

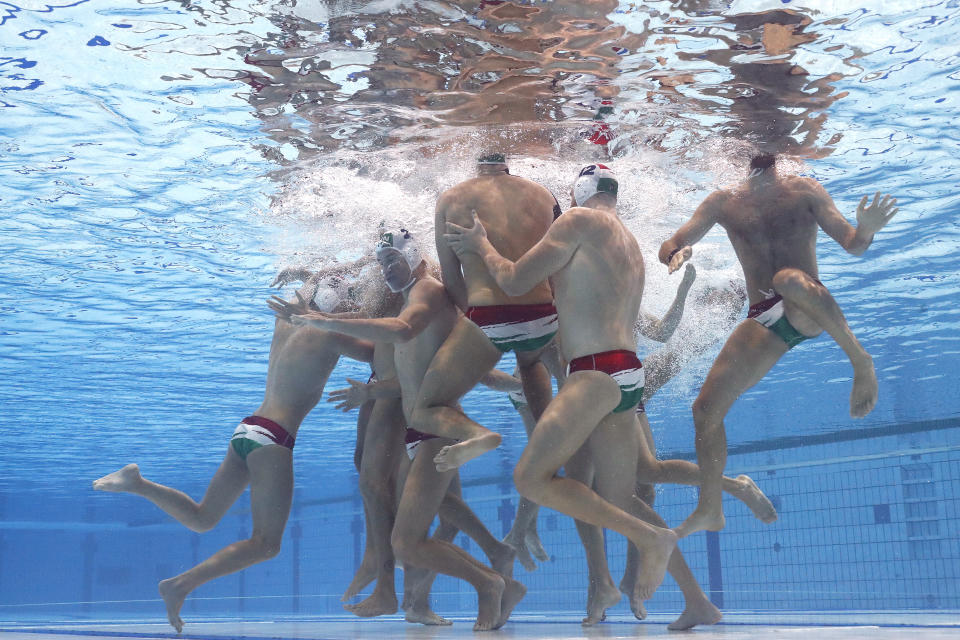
left=745, top=168, right=779, bottom=191
left=477, top=164, right=509, bottom=176
left=581, top=196, right=617, bottom=214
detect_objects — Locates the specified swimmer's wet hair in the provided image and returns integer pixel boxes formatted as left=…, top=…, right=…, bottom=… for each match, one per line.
left=749, top=153, right=776, bottom=172
left=477, top=152, right=507, bottom=165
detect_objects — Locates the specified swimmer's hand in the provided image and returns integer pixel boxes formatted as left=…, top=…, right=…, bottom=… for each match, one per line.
left=290, top=310, right=332, bottom=328
left=267, top=291, right=311, bottom=322
left=443, top=210, right=488, bottom=257
left=667, top=246, right=692, bottom=274
left=328, top=378, right=369, bottom=412
left=856, top=192, right=898, bottom=234
left=270, top=267, right=311, bottom=289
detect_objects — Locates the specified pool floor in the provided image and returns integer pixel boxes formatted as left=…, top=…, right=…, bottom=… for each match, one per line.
left=2, top=613, right=959, bottom=640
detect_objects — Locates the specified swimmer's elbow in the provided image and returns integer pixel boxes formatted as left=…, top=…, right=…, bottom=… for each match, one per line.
left=394, top=324, right=418, bottom=342
left=498, top=272, right=531, bottom=297
left=501, top=281, right=529, bottom=297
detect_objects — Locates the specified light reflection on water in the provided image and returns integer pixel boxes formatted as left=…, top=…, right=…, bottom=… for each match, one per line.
left=0, top=0, right=958, bottom=496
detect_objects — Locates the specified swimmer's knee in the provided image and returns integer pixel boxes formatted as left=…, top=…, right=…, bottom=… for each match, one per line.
left=358, top=472, right=388, bottom=501
left=691, top=395, right=713, bottom=426
left=390, top=529, right=415, bottom=564
left=250, top=534, right=282, bottom=560
left=513, top=462, right=548, bottom=504
left=190, top=508, right=221, bottom=533
left=772, top=268, right=811, bottom=295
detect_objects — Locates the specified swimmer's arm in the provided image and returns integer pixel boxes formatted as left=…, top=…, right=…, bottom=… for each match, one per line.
left=480, top=214, right=580, bottom=297
left=328, top=377, right=399, bottom=412
left=636, top=264, right=696, bottom=342
left=304, top=284, right=437, bottom=343
left=479, top=369, right=522, bottom=392
left=331, top=334, right=375, bottom=363
left=658, top=192, right=724, bottom=272
left=435, top=202, right=469, bottom=311
left=366, top=377, right=401, bottom=399
left=807, top=180, right=899, bottom=256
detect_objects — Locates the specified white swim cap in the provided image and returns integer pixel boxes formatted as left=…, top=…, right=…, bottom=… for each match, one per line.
left=375, top=229, right=423, bottom=270
left=375, top=229, right=423, bottom=292
left=572, top=163, right=618, bottom=207
left=312, top=282, right=340, bottom=313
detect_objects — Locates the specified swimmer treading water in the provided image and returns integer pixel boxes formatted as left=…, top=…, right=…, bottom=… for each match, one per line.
left=93, top=147, right=897, bottom=632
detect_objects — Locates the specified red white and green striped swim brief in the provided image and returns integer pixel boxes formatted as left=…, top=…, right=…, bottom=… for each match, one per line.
left=230, top=416, right=296, bottom=460
left=568, top=350, right=645, bottom=413
left=466, top=303, right=558, bottom=353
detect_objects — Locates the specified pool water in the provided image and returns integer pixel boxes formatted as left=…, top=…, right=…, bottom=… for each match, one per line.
left=1, top=0, right=959, bottom=632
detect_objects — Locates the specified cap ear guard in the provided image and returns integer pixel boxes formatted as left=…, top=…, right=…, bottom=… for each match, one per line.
left=595, top=177, right=618, bottom=195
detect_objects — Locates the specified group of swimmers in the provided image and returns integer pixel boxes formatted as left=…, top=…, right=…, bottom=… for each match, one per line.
left=93, top=151, right=898, bottom=632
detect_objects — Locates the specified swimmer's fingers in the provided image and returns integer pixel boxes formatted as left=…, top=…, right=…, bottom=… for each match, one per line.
left=444, top=221, right=470, bottom=235
left=668, top=246, right=691, bottom=274
left=267, top=297, right=291, bottom=316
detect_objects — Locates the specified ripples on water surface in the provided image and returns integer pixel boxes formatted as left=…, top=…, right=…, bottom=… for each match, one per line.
left=1, top=0, right=959, bottom=499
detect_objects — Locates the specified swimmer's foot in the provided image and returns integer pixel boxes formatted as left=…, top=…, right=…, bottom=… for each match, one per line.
left=619, top=577, right=647, bottom=620
left=473, top=573, right=505, bottom=632
left=405, top=606, right=452, bottom=626
left=489, top=540, right=517, bottom=579
left=674, top=505, right=725, bottom=539
left=158, top=577, right=187, bottom=634
left=850, top=355, right=878, bottom=418
left=525, top=528, right=549, bottom=562
left=732, top=475, right=778, bottom=524
left=434, top=433, right=501, bottom=472
left=667, top=596, right=722, bottom=631
left=582, top=580, right=620, bottom=626
left=343, top=588, right=398, bottom=618
left=341, top=555, right=377, bottom=601
left=93, top=463, right=142, bottom=492
left=493, top=578, right=526, bottom=630
left=632, top=527, right=676, bottom=601
left=503, top=532, right=537, bottom=572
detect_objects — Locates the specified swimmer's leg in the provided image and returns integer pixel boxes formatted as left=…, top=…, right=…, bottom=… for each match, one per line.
left=773, top=268, right=877, bottom=417
left=601, top=415, right=719, bottom=630
left=514, top=373, right=676, bottom=602
left=345, top=397, right=405, bottom=617
left=675, top=321, right=787, bottom=538
left=158, top=445, right=292, bottom=633
left=438, top=474, right=516, bottom=577
left=343, top=398, right=377, bottom=602
left=392, top=438, right=515, bottom=632
left=634, top=413, right=777, bottom=524
left=94, top=447, right=248, bottom=534
left=403, top=520, right=455, bottom=626
left=565, top=442, right=620, bottom=626
left=503, top=399, right=547, bottom=571
left=412, top=316, right=504, bottom=471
